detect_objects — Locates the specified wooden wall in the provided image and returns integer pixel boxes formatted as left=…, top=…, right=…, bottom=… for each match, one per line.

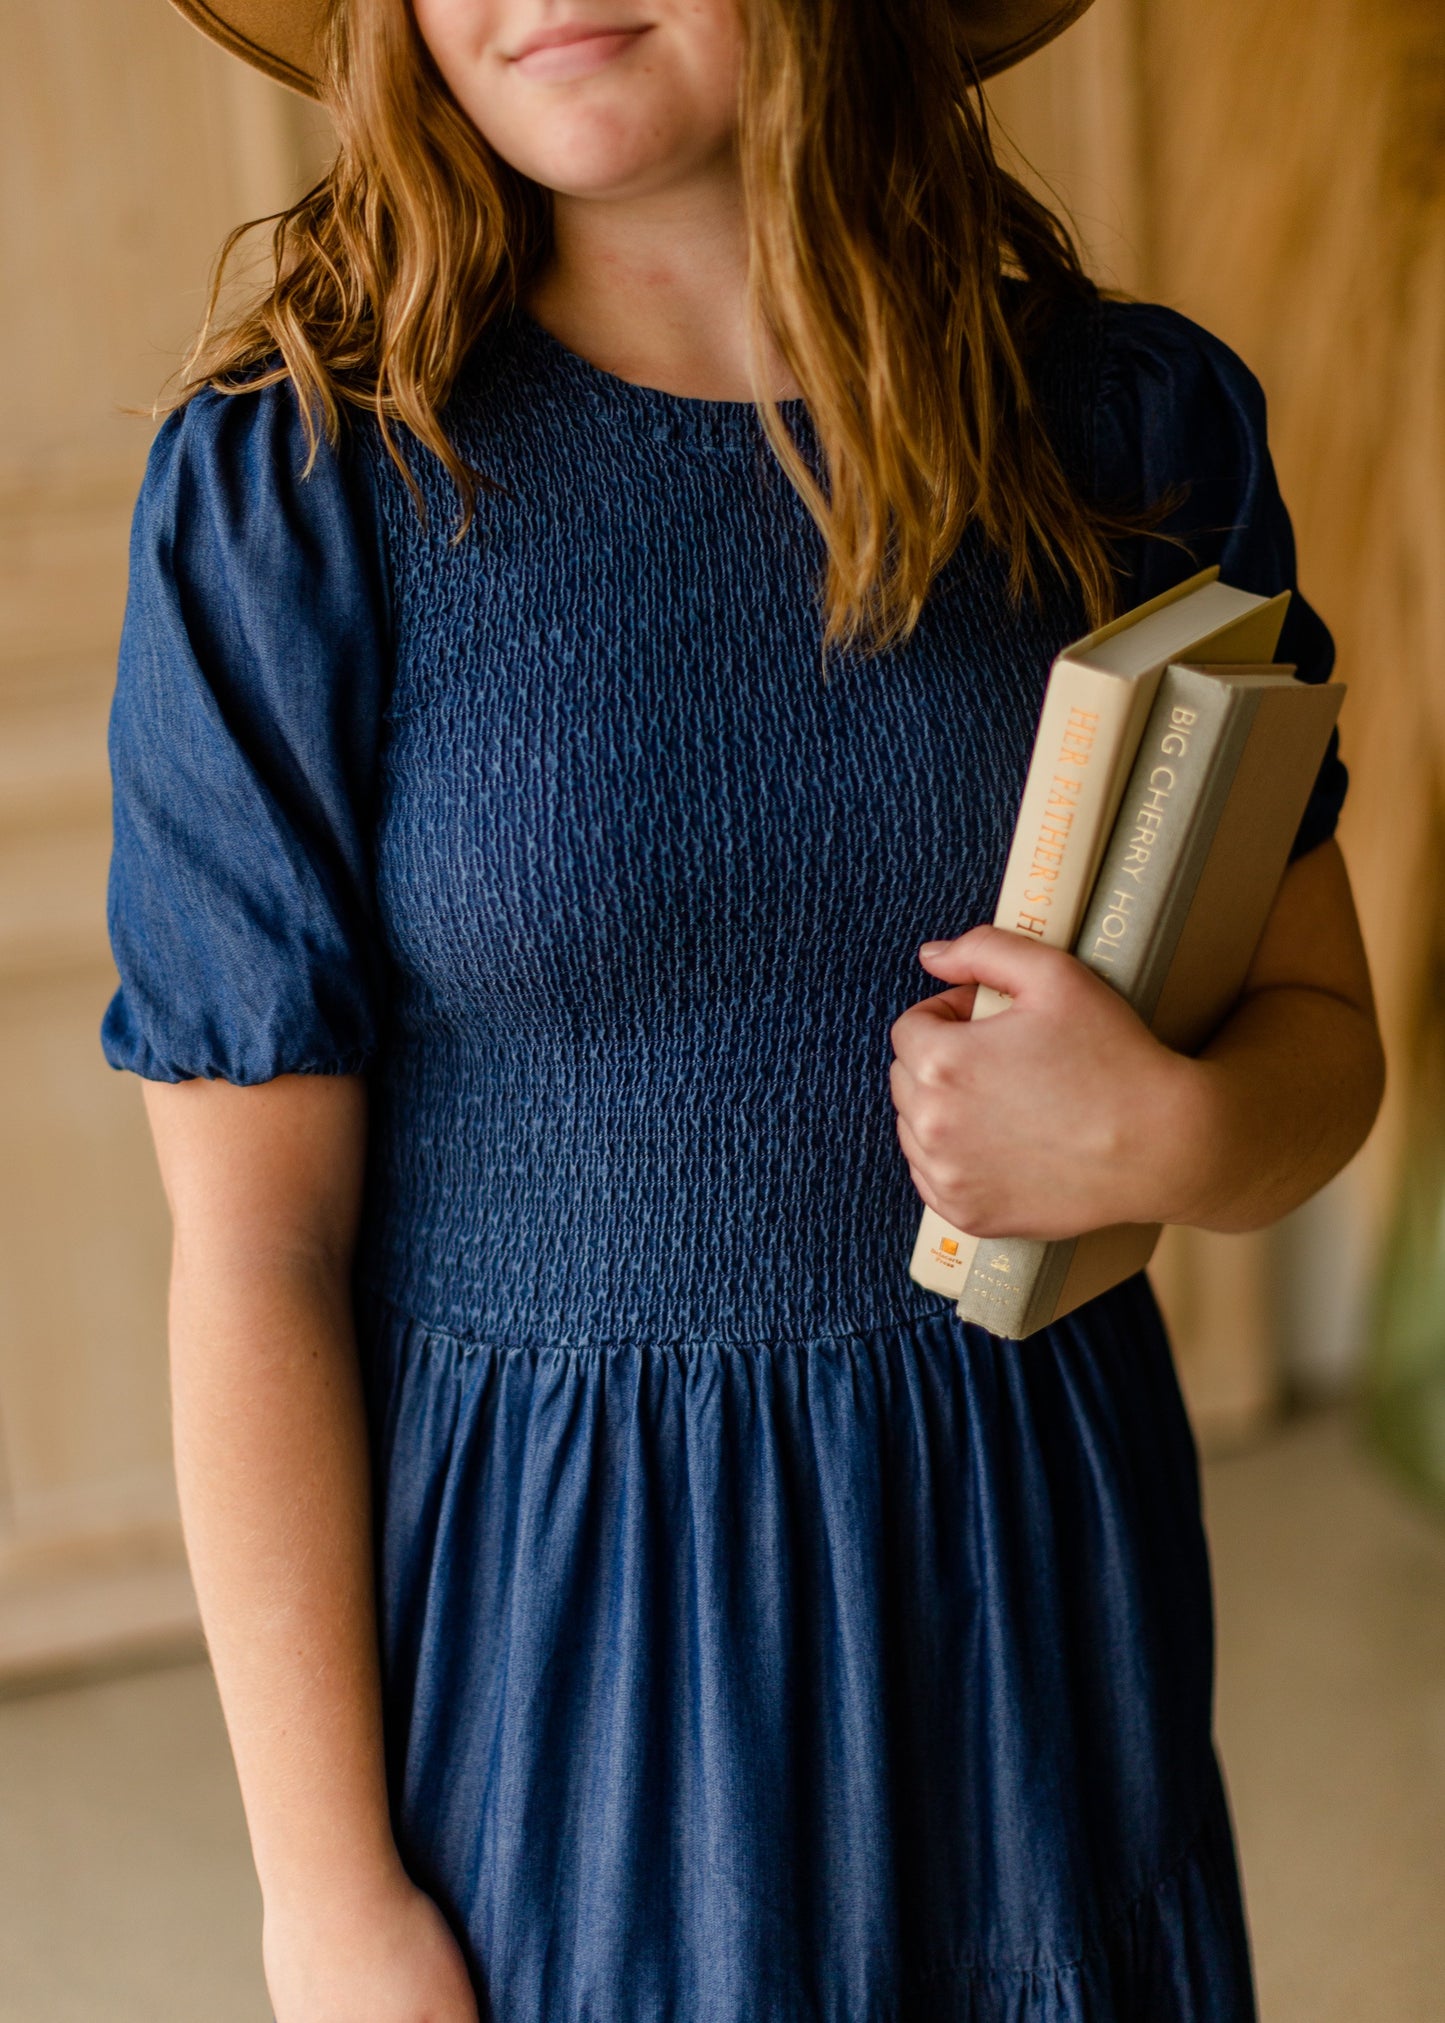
left=992, top=0, right=1445, bottom=1439
left=0, top=0, right=328, bottom=1678
left=1, top=0, right=1438, bottom=1672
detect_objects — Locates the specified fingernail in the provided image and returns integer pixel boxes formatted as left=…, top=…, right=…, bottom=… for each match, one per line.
left=919, top=940, right=946, bottom=956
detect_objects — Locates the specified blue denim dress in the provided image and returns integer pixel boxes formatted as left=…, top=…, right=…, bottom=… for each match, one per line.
left=103, top=291, right=1345, bottom=2022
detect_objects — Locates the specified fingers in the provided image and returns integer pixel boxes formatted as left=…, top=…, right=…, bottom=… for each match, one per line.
left=891, top=931, right=1081, bottom=1182
left=893, top=1112, right=938, bottom=1209
left=897, top=979, right=978, bottom=1031
left=916, top=923, right=1064, bottom=1000
left=889, top=1059, right=963, bottom=1172
left=888, top=1012, right=950, bottom=1083
left=894, top=1099, right=999, bottom=1233
left=888, top=977, right=984, bottom=1077
left=893, top=1097, right=940, bottom=1171
left=893, top=1106, right=949, bottom=1208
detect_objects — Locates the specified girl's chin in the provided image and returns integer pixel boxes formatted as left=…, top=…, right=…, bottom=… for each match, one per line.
left=508, top=128, right=705, bottom=204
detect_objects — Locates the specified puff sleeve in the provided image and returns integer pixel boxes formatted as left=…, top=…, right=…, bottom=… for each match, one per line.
left=100, top=380, right=391, bottom=1083
left=1094, top=300, right=1348, bottom=863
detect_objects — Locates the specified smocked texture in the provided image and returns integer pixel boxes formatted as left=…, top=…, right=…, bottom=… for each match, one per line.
left=103, top=289, right=1344, bottom=2019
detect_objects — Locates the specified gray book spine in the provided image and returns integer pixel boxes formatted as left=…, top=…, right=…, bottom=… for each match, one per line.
left=954, top=1233, right=1075, bottom=1341
left=1072, top=669, right=1261, bottom=1010
left=953, top=666, right=1260, bottom=1340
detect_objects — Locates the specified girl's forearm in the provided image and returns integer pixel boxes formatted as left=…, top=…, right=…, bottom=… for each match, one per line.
left=1163, top=981, right=1386, bottom=1235
left=170, top=1244, right=400, bottom=1913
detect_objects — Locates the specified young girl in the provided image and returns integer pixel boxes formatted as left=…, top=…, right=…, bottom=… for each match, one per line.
left=104, top=2, right=1384, bottom=2018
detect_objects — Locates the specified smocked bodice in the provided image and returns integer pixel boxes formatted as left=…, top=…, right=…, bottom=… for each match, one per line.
left=352, top=310, right=1089, bottom=1343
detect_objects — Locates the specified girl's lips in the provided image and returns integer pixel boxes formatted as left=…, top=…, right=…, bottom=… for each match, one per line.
left=510, top=27, right=651, bottom=81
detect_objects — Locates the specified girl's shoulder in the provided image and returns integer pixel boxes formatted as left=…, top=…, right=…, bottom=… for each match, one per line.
left=135, top=372, right=383, bottom=571
left=128, top=373, right=392, bottom=703
left=1095, top=295, right=1263, bottom=388
left=1016, top=283, right=1274, bottom=508
left=1094, top=297, right=1348, bottom=852
left=1090, top=295, right=1275, bottom=512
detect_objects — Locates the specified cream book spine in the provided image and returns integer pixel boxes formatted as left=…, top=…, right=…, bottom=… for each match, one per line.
left=908, top=658, right=1169, bottom=1295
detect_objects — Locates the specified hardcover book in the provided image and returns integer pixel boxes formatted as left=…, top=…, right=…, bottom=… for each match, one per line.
left=924, top=659, right=1344, bottom=1340
left=909, top=566, right=1291, bottom=1306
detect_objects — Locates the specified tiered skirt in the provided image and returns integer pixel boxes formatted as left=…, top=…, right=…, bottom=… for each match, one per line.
left=357, top=1273, right=1255, bottom=2022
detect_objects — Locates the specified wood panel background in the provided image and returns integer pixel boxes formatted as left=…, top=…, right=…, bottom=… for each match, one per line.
left=0, top=0, right=329, bottom=1678
left=1, top=0, right=1437, bottom=1674
left=991, top=0, right=1445, bottom=1438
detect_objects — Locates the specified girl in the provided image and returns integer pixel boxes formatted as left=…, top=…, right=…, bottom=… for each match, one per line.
left=104, top=1, right=1384, bottom=2017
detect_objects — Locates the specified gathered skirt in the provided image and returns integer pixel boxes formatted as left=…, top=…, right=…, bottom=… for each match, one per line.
left=357, top=1273, right=1256, bottom=2023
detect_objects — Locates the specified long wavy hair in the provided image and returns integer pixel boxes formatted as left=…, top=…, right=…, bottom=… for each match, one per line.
left=178, top=0, right=1141, bottom=651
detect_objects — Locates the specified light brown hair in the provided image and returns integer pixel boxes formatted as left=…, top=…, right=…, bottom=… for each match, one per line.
left=180, top=0, right=1141, bottom=651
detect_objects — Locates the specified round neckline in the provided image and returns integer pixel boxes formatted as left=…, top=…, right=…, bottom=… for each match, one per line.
left=502, top=302, right=811, bottom=454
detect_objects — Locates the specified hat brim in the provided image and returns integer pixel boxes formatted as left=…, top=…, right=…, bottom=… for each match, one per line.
left=959, top=0, right=1099, bottom=80
left=169, top=1, right=323, bottom=98
left=168, top=0, right=1098, bottom=102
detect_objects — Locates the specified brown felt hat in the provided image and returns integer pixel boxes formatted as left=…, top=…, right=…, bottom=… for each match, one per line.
left=168, top=0, right=1097, bottom=99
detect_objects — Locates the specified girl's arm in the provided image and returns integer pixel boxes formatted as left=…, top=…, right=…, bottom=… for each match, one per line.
left=143, top=1072, right=478, bottom=2023
left=889, top=837, right=1386, bottom=1241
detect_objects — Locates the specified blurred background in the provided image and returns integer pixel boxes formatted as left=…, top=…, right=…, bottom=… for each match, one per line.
left=1, top=0, right=1442, bottom=2017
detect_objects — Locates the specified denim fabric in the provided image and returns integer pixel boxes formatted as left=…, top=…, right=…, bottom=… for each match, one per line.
left=102, top=381, right=390, bottom=1084
left=101, top=291, right=1334, bottom=2018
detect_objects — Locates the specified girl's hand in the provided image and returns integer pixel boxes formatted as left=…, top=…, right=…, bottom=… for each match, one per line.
left=263, top=1867, right=480, bottom=2023
left=888, top=925, right=1202, bottom=1241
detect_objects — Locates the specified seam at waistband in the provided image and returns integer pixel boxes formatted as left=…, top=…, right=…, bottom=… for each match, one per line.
left=353, top=1278, right=963, bottom=1359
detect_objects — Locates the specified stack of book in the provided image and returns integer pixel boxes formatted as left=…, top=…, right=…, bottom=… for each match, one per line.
left=908, top=566, right=1344, bottom=1340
